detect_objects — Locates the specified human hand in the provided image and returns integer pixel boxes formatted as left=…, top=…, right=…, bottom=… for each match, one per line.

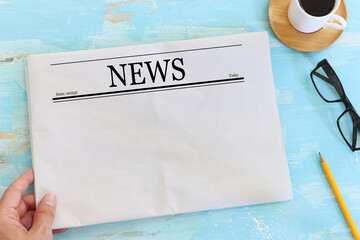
left=0, top=169, right=67, bottom=240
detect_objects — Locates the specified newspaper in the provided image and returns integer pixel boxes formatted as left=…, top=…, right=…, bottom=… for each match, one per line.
left=26, top=32, right=292, bottom=229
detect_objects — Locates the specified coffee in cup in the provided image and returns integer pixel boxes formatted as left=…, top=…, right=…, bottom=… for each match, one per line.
left=299, top=0, right=335, bottom=17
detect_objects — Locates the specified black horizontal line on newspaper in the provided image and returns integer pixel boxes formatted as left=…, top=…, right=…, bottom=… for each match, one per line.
left=52, top=77, right=245, bottom=103
left=50, top=44, right=243, bottom=66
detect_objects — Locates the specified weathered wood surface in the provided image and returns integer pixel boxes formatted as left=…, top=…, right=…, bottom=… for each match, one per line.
left=1, top=0, right=360, bottom=239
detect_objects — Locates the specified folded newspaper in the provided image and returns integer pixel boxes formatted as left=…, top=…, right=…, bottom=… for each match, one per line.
left=26, top=31, right=292, bottom=229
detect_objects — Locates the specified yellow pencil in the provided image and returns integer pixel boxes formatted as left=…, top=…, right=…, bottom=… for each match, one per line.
left=320, top=153, right=360, bottom=240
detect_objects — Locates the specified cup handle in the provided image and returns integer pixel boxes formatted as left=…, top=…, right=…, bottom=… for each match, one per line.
left=324, top=14, right=347, bottom=30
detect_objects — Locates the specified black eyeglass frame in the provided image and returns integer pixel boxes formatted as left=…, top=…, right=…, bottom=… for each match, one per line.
left=310, top=59, right=360, bottom=152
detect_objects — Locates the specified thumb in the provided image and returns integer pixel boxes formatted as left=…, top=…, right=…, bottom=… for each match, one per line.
left=29, top=193, right=56, bottom=238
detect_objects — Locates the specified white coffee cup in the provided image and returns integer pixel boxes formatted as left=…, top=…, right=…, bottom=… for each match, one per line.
left=288, top=0, right=347, bottom=33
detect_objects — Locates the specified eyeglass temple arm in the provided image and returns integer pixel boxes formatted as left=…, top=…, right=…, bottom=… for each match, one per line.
left=313, top=72, right=332, bottom=84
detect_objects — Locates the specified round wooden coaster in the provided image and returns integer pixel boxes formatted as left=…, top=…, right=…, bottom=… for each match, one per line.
left=268, top=0, right=347, bottom=52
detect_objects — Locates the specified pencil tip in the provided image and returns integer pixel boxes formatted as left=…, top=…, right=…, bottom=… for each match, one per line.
left=319, top=153, right=325, bottom=163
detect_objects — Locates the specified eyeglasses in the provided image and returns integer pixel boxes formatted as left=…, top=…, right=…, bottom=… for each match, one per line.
left=310, top=59, right=360, bottom=151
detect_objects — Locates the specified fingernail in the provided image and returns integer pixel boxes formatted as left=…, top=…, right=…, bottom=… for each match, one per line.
left=44, top=193, right=56, bottom=207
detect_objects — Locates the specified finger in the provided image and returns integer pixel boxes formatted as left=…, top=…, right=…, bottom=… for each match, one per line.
left=20, top=210, right=35, bottom=230
left=0, top=169, right=34, bottom=209
left=53, top=228, right=68, bottom=234
left=22, top=193, right=36, bottom=210
left=29, top=193, right=56, bottom=237
left=16, top=193, right=36, bottom=218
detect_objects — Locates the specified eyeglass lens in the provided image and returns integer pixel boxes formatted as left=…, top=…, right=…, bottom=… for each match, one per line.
left=312, top=65, right=342, bottom=102
left=338, top=109, right=360, bottom=150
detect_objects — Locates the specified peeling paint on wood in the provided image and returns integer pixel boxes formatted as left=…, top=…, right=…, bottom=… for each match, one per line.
left=104, top=0, right=157, bottom=24
left=104, top=12, right=135, bottom=24
left=0, top=129, right=30, bottom=169
left=0, top=53, right=28, bottom=66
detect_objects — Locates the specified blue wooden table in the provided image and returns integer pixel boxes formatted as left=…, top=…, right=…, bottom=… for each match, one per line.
left=1, top=0, right=360, bottom=239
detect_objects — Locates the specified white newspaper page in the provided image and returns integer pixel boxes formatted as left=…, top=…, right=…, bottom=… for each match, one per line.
left=26, top=32, right=292, bottom=229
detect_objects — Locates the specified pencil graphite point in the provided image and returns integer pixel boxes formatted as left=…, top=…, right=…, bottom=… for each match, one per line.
left=319, top=152, right=325, bottom=163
